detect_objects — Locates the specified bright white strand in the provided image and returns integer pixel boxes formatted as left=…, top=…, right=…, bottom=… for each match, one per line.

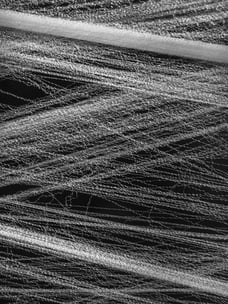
left=0, top=223, right=228, bottom=297
left=0, top=9, right=228, bottom=63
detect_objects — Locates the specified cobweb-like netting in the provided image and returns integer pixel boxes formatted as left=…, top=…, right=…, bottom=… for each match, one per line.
left=0, top=0, right=228, bottom=44
left=0, top=15, right=228, bottom=304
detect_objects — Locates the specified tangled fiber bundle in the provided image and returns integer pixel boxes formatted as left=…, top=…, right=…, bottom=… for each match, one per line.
left=0, top=1, right=228, bottom=304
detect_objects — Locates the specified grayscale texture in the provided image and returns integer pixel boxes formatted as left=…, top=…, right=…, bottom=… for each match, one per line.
left=0, top=2, right=227, bottom=304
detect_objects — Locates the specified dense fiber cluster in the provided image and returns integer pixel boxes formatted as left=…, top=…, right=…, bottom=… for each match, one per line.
left=0, top=2, right=228, bottom=304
